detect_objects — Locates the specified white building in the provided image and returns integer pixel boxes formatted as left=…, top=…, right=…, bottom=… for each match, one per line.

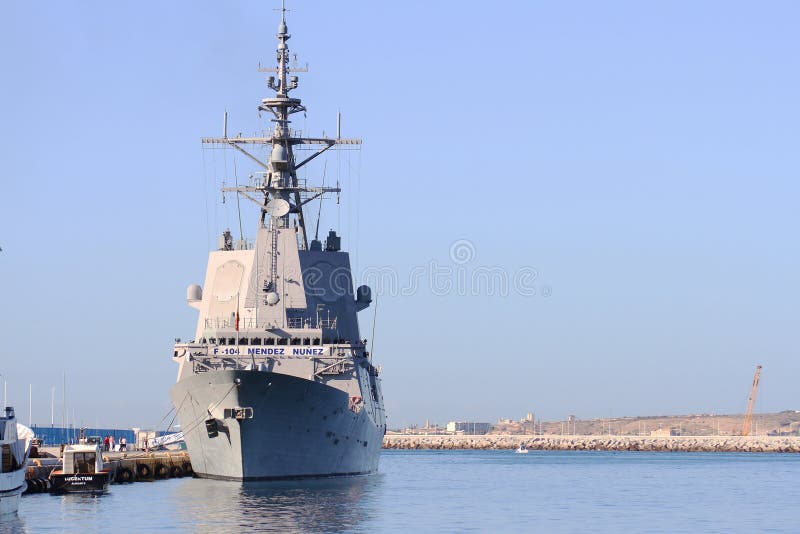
left=446, top=421, right=491, bottom=435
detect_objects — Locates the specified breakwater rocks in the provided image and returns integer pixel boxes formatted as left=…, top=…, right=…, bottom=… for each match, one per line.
left=383, top=434, right=800, bottom=453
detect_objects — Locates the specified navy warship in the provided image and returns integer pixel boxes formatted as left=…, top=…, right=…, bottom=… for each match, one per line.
left=170, top=8, right=385, bottom=480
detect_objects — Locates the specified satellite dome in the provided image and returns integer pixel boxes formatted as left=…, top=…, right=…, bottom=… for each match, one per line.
left=187, top=284, right=203, bottom=302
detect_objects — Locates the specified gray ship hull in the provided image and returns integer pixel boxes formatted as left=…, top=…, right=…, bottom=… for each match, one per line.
left=170, top=370, right=382, bottom=480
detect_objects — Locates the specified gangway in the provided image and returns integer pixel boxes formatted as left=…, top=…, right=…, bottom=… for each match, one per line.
left=147, top=432, right=184, bottom=449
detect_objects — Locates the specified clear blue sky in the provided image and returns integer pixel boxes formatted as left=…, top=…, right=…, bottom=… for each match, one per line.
left=1, top=1, right=798, bottom=429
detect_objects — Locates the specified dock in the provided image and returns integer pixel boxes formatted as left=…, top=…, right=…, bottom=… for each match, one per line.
left=23, top=448, right=192, bottom=494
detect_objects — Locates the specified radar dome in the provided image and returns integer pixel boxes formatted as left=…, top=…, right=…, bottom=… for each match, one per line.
left=187, top=284, right=203, bottom=302
left=270, top=144, right=288, bottom=170
left=356, top=285, right=372, bottom=304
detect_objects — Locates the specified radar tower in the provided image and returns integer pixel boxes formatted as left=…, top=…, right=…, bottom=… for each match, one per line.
left=202, top=4, right=360, bottom=249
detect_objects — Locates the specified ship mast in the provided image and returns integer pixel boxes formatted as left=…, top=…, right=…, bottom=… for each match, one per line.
left=202, top=4, right=360, bottom=250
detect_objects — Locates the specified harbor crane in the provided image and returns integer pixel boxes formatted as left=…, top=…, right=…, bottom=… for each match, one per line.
left=741, top=365, right=762, bottom=436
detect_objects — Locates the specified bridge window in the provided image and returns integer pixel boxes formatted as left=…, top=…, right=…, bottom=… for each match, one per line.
left=277, top=338, right=288, bottom=346
left=303, top=338, right=310, bottom=346
left=219, top=338, right=226, bottom=346
left=239, top=338, right=249, bottom=345
left=228, top=337, right=236, bottom=345
left=266, top=338, right=274, bottom=345
left=291, top=338, right=301, bottom=346
left=251, top=337, right=261, bottom=345
left=312, top=338, right=320, bottom=346
left=73, top=452, right=96, bottom=474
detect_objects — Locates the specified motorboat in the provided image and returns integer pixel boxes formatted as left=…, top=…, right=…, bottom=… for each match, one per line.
left=0, top=407, right=32, bottom=516
left=49, top=443, right=113, bottom=494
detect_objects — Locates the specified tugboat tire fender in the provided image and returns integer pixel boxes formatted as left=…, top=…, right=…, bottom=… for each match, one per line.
left=169, top=465, right=184, bottom=478
left=154, top=463, right=169, bottom=479
left=136, top=463, right=151, bottom=479
left=117, top=467, right=134, bottom=483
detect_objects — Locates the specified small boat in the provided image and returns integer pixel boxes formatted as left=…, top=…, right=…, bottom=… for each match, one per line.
left=515, top=443, right=529, bottom=454
left=1, top=407, right=32, bottom=516
left=49, top=443, right=113, bottom=494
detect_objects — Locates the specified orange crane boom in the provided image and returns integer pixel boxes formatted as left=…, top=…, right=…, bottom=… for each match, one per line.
left=742, top=365, right=762, bottom=436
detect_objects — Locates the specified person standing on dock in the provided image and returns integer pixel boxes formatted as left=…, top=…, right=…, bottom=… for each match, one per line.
left=109, top=435, right=115, bottom=452
left=103, top=436, right=110, bottom=451
left=120, top=437, right=127, bottom=452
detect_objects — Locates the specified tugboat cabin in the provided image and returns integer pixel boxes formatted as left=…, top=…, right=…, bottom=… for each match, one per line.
left=64, top=445, right=103, bottom=474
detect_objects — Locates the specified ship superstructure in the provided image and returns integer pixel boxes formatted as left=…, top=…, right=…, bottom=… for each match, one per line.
left=170, top=8, right=385, bottom=480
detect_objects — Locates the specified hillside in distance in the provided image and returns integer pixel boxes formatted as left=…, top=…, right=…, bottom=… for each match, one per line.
left=492, top=411, right=800, bottom=437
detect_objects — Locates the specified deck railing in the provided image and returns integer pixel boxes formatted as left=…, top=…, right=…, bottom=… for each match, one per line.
left=204, top=316, right=338, bottom=331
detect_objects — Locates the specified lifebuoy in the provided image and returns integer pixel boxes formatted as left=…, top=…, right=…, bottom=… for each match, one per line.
left=136, top=463, right=151, bottom=479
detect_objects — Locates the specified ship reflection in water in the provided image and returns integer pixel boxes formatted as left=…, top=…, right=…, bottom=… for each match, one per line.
left=172, top=475, right=381, bottom=532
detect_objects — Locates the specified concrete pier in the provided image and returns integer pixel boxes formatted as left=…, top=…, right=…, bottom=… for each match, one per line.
left=23, top=449, right=192, bottom=494
left=383, top=434, right=800, bottom=453
left=102, top=450, right=193, bottom=482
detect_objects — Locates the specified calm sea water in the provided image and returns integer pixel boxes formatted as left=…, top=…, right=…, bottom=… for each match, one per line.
left=10, top=450, right=800, bottom=532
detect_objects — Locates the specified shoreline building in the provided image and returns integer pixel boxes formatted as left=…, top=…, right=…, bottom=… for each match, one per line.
left=446, top=421, right=491, bottom=435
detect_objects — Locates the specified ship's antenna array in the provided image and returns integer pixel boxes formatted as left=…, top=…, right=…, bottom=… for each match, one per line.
left=201, top=0, right=359, bottom=251
left=369, top=294, right=378, bottom=363
left=314, top=161, right=326, bottom=241
left=233, top=157, right=244, bottom=242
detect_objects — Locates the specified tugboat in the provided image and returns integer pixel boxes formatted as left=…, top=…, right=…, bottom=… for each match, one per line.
left=49, top=443, right=113, bottom=494
left=0, top=407, right=31, bottom=516
left=170, top=6, right=386, bottom=480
